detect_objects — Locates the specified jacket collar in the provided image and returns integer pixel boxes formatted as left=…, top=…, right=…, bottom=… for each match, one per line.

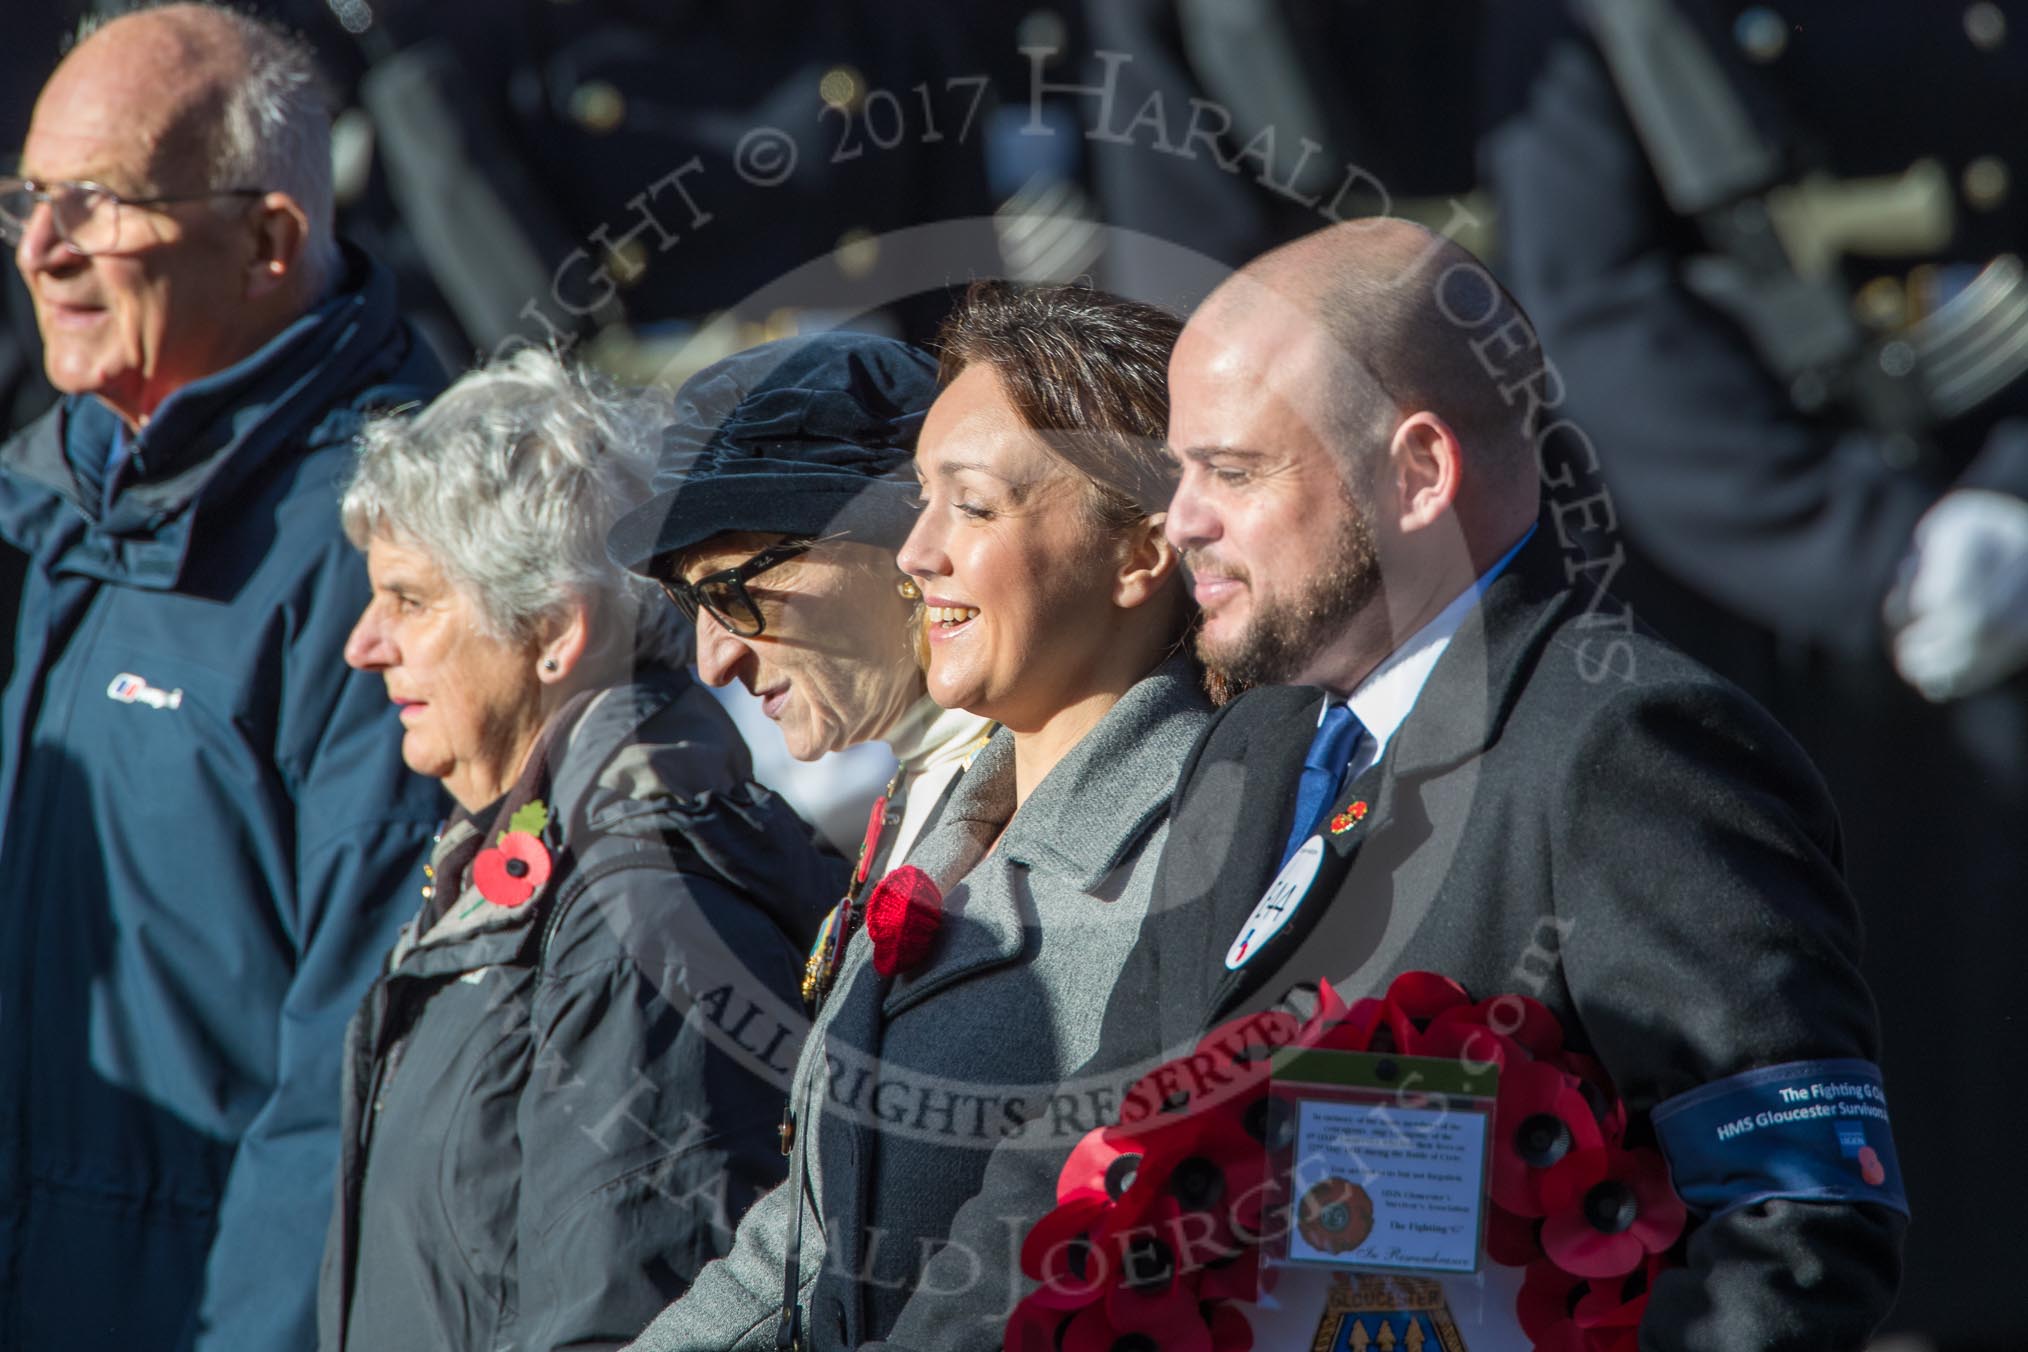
left=389, top=671, right=708, bottom=972
left=1226, top=526, right=1564, bottom=798
left=881, top=655, right=1211, bottom=1019
left=1383, top=522, right=1576, bottom=781
left=917, top=655, right=1211, bottom=895
left=1008, top=655, right=1211, bottom=888
left=0, top=246, right=412, bottom=586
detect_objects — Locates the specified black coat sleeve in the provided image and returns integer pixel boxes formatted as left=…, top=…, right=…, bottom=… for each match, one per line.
left=511, top=853, right=805, bottom=1352
left=1552, top=675, right=1904, bottom=1351
left=1480, top=9, right=1971, bottom=658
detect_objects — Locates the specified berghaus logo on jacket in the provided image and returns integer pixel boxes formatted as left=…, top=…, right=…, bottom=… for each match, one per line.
left=106, top=672, right=183, bottom=711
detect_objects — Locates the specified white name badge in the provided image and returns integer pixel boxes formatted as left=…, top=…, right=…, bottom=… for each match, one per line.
left=1224, top=835, right=1325, bottom=970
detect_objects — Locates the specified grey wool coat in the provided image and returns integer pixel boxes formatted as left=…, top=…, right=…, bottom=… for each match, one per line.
left=624, top=656, right=1211, bottom=1352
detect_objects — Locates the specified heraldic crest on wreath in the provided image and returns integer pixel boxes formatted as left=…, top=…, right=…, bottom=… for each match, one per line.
left=1310, top=1273, right=1469, bottom=1352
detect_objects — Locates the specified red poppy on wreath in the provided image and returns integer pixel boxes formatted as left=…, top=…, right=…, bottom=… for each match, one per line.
left=1492, top=1059, right=1607, bottom=1216
left=1021, top=1190, right=1116, bottom=1310
left=1456, top=992, right=1568, bottom=1058
left=1101, top=1109, right=1274, bottom=1262
left=1328, top=800, right=1369, bottom=834
left=863, top=864, right=943, bottom=977
left=1484, top=1199, right=1545, bottom=1268
left=1029, top=1120, right=1182, bottom=1313
left=1102, top=1238, right=1199, bottom=1344
left=1421, top=1012, right=1527, bottom=1078
left=1008, top=970, right=1688, bottom=1352
left=1020, top=1208, right=1211, bottom=1352
left=1574, top=1254, right=1663, bottom=1338
left=1359, top=970, right=1474, bottom=1054
left=1516, top=1258, right=1591, bottom=1352
left=473, top=830, right=551, bottom=908
left=1385, top=969, right=1472, bottom=1021
left=1517, top=1254, right=1657, bottom=1352
left=1548, top=1049, right=1630, bottom=1146
left=1059, top=1121, right=1153, bottom=1203
left=1101, top=1252, right=1254, bottom=1352
left=1539, top=1145, right=1686, bottom=1278
left=1206, top=1301, right=1254, bottom=1351
left=1196, top=1244, right=1265, bottom=1305
left=1043, top=1290, right=1252, bottom=1352
left=1005, top=1289, right=1075, bottom=1352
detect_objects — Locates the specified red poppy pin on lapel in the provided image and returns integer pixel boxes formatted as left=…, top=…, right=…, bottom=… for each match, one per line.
left=864, top=865, right=943, bottom=977
left=465, top=800, right=553, bottom=914
left=1329, top=801, right=1369, bottom=834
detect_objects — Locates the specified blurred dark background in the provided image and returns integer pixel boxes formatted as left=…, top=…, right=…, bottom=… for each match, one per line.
left=3, top=4, right=2019, bottom=1348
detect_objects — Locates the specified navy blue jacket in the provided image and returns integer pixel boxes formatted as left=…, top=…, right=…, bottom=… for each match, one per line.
left=0, top=249, right=447, bottom=1352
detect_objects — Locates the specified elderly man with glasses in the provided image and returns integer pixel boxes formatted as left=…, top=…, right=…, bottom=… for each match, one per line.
left=0, top=6, right=445, bottom=1351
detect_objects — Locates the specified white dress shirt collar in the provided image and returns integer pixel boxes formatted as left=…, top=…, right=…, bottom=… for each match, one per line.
left=1323, top=525, right=1535, bottom=778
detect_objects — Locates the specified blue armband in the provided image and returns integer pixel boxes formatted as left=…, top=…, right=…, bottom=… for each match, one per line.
left=1651, top=1058, right=1909, bottom=1219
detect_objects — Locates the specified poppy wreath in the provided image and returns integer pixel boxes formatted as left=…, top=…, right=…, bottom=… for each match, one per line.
left=1006, top=972, right=1687, bottom=1352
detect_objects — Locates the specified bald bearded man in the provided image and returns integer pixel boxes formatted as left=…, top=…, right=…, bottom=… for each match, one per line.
left=873, top=221, right=1903, bottom=1351
left=0, top=6, right=443, bottom=1349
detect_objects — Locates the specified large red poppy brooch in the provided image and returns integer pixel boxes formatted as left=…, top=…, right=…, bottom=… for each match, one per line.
left=1008, top=972, right=1686, bottom=1352
left=863, top=865, right=944, bottom=977
left=464, top=800, right=554, bottom=914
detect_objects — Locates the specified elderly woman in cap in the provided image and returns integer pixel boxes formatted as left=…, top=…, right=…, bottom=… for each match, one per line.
left=317, top=349, right=838, bottom=1352
left=625, top=284, right=1206, bottom=1352
left=607, top=331, right=994, bottom=1009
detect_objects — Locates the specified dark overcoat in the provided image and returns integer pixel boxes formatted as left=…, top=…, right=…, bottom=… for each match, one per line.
left=880, top=527, right=1902, bottom=1351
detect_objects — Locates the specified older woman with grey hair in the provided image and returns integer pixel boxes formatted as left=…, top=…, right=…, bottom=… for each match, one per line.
left=316, top=348, right=841, bottom=1352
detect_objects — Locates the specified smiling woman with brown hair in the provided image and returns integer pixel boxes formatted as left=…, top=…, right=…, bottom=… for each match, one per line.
left=624, top=281, right=1209, bottom=1352
left=907, top=284, right=1196, bottom=799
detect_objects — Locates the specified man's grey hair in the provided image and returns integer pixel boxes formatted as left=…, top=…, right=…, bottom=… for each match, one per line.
left=341, top=348, right=692, bottom=675
left=79, top=2, right=341, bottom=294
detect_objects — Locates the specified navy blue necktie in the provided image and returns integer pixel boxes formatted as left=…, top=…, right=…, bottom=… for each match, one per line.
left=1280, top=703, right=1363, bottom=866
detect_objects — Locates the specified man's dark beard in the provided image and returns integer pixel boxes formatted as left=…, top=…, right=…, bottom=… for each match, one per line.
left=1192, top=498, right=1382, bottom=705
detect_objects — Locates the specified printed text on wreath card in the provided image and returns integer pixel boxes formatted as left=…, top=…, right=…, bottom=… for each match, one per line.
left=1287, top=1099, right=1489, bottom=1274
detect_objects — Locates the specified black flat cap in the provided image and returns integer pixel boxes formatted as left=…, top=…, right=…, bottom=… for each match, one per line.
left=608, top=331, right=940, bottom=573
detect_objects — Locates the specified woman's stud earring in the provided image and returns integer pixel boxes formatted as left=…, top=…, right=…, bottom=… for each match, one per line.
left=543, top=658, right=559, bottom=672
left=896, top=578, right=922, bottom=601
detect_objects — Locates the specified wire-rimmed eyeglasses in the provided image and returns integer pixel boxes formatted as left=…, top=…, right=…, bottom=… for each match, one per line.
left=0, top=176, right=266, bottom=256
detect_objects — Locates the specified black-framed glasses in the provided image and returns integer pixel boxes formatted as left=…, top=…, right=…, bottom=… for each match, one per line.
left=0, top=176, right=266, bottom=256
left=654, top=542, right=812, bottom=638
